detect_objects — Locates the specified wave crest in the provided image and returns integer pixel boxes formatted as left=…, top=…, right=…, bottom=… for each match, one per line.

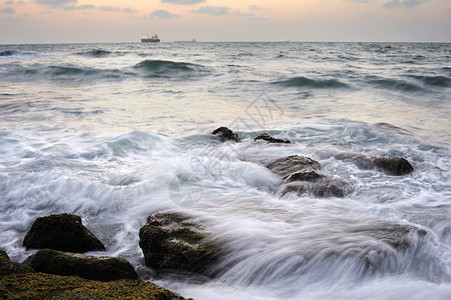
left=133, top=59, right=208, bottom=78
left=76, top=49, right=113, bottom=58
left=274, top=76, right=349, bottom=89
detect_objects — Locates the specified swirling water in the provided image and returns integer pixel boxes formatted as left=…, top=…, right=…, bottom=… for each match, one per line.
left=0, top=42, right=450, bottom=299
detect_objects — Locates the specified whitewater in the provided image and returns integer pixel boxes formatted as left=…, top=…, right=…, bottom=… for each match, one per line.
left=0, top=42, right=450, bottom=299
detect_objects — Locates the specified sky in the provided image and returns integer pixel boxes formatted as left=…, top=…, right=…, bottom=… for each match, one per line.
left=1, top=0, right=450, bottom=43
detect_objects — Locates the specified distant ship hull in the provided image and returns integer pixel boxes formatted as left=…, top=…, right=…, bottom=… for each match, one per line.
left=141, top=34, right=160, bottom=43
left=141, top=38, right=160, bottom=43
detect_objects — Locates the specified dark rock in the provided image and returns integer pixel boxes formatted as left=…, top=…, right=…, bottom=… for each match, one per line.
left=23, top=248, right=138, bottom=282
left=0, top=272, right=189, bottom=299
left=372, top=156, right=414, bottom=176
left=267, top=155, right=352, bottom=198
left=23, top=213, right=105, bottom=253
left=211, top=127, right=240, bottom=142
left=282, top=177, right=349, bottom=198
left=286, top=170, right=326, bottom=183
left=334, top=153, right=414, bottom=176
left=254, top=133, right=291, bottom=144
left=0, top=249, right=34, bottom=279
left=267, top=155, right=321, bottom=178
left=139, top=212, right=222, bottom=276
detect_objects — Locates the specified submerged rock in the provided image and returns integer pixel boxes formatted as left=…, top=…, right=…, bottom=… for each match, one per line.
left=211, top=127, right=240, bottom=142
left=23, top=213, right=105, bottom=253
left=0, top=272, right=188, bottom=299
left=334, top=153, right=414, bottom=176
left=139, top=212, right=223, bottom=277
left=282, top=178, right=349, bottom=198
left=254, top=133, right=291, bottom=144
left=0, top=249, right=34, bottom=279
left=266, top=155, right=351, bottom=198
left=23, top=248, right=138, bottom=282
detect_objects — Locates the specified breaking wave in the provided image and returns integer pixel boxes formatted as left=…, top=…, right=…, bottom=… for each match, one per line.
left=133, top=59, right=209, bottom=78
left=273, top=76, right=349, bottom=89
left=75, top=49, right=114, bottom=58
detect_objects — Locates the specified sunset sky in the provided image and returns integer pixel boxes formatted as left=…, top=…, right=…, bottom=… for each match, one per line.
left=1, top=0, right=450, bottom=44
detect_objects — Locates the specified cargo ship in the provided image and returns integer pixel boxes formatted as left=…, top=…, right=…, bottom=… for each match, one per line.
left=141, top=34, right=160, bottom=43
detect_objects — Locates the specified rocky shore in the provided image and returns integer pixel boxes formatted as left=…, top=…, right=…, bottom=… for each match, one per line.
left=0, top=127, right=418, bottom=299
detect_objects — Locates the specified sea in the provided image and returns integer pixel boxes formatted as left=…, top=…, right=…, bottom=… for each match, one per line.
left=0, top=42, right=450, bottom=299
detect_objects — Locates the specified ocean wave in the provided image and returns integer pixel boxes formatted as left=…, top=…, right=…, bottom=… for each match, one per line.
left=133, top=59, right=208, bottom=78
left=0, top=49, right=53, bottom=59
left=273, top=76, right=349, bottom=89
left=366, top=77, right=424, bottom=93
left=1, top=64, right=122, bottom=82
left=75, top=49, right=113, bottom=58
left=0, top=50, right=16, bottom=57
left=408, top=75, right=451, bottom=88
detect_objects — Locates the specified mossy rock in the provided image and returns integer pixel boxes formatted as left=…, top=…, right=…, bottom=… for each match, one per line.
left=267, top=155, right=321, bottom=178
left=23, top=249, right=138, bottom=282
left=0, top=249, right=34, bottom=279
left=0, top=272, right=189, bottom=300
left=139, top=212, right=223, bottom=276
left=23, top=213, right=105, bottom=253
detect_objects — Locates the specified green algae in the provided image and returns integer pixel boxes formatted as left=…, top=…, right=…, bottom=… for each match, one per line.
left=0, top=273, right=189, bottom=300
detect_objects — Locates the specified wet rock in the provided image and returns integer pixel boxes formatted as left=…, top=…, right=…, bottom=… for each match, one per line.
left=23, top=213, right=105, bottom=253
left=254, top=133, right=291, bottom=144
left=267, top=155, right=351, bottom=198
left=372, top=156, right=414, bottom=176
left=0, top=272, right=188, bottom=299
left=0, top=249, right=34, bottom=279
left=282, top=177, right=349, bottom=198
left=286, top=169, right=326, bottom=183
left=139, top=212, right=222, bottom=276
left=354, top=223, right=427, bottom=251
left=211, top=127, right=240, bottom=142
left=334, top=153, right=414, bottom=176
left=23, top=248, right=138, bottom=282
left=267, top=155, right=321, bottom=178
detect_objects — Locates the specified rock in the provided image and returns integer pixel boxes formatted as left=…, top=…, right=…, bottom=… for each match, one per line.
left=286, top=170, right=326, bottom=183
left=353, top=223, right=427, bottom=251
left=267, top=155, right=351, bottom=198
left=254, top=133, right=291, bottom=144
left=334, top=153, right=414, bottom=176
left=139, top=212, right=222, bottom=276
left=0, top=273, right=189, bottom=299
left=211, top=127, right=240, bottom=142
left=267, top=155, right=321, bottom=178
left=23, top=213, right=105, bottom=253
left=23, top=248, right=138, bottom=282
left=372, top=156, right=414, bottom=176
left=282, top=177, right=349, bottom=198
left=0, top=249, right=34, bottom=279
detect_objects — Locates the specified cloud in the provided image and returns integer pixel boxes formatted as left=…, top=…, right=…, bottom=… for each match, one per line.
left=62, top=4, right=137, bottom=13
left=5, top=0, right=14, bottom=4
left=161, top=0, right=205, bottom=4
left=35, top=0, right=76, bottom=6
left=383, top=0, right=430, bottom=8
left=345, top=0, right=375, bottom=3
left=190, top=6, right=230, bottom=15
left=1, top=7, right=15, bottom=13
left=150, top=9, right=181, bottom=19
left=248, top=5, right=265, bottom=11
